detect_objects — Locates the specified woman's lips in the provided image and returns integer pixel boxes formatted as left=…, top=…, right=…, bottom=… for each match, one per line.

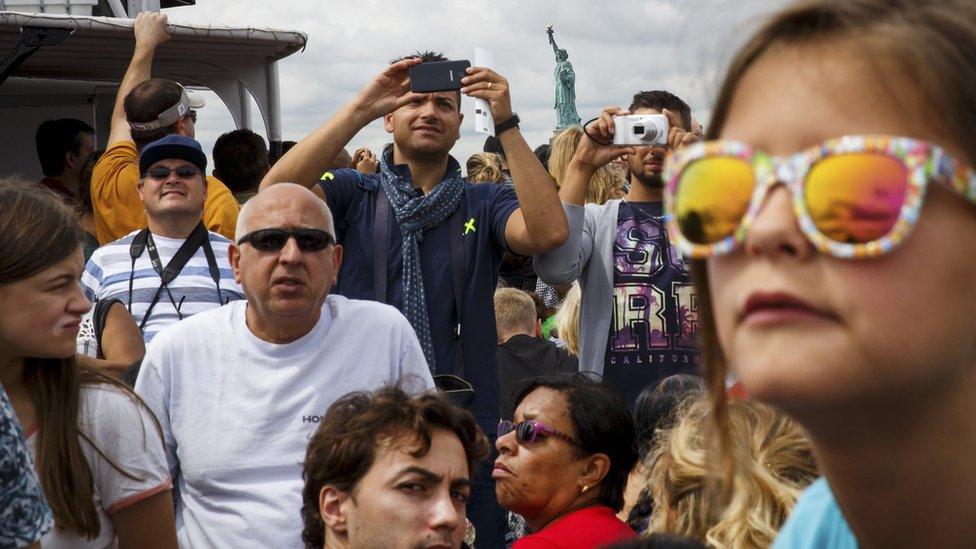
left=492, top=460, right=514, bottom=479
left=740, top=291, right=838, bottom=327
left=57, top=319, right=81, bottom=335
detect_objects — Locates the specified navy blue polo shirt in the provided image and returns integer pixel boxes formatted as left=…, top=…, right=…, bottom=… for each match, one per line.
left=320, top=156, right=519, bottom=428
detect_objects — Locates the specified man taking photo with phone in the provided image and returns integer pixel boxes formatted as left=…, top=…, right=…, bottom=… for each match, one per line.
left=261, top=51, right=567, bottom=546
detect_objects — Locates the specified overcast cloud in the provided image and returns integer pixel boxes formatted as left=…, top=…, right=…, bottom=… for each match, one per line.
left=165, top=0, right=790, bottom=169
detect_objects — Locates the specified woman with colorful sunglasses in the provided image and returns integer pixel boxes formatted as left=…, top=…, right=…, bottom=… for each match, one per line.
left=494, top=373, right=639, bottom=548
left=660, top=0, right=975, bottom=546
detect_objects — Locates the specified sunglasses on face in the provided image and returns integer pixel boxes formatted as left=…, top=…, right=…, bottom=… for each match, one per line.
left=236, top=228, right=334, bottom=252
left=497, top=419, right=581, bottom=447
left=144, top=165, right=202, bottom=180
left=664, top=135, right=976, bottom=259
left=186, top=109, right=198, bottom=123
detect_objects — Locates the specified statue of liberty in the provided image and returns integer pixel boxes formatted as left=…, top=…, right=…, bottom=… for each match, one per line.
left=547, top=26, right=581, bottom=130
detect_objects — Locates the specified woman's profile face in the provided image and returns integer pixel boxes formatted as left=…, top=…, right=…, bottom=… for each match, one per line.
left=0, top=246, right=90, bottom=361
left=707, top=43, right=976, bottom=413
left=494, top=387, right=587, bottom=522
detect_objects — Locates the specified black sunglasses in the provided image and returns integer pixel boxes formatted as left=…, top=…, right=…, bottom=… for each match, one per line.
left=236, top=228, right=334, bottom=252
left=186, top=109, right=198, bottom=123
left=144, top=165, right=202, bottom=180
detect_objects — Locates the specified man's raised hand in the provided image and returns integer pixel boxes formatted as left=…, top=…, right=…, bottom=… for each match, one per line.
left=663, top=108, right=700, bottom=150
left=133, top=11, right=171, bottom=50
left=351, top=58, right=425, bottom=123
left=572, top=107, right=636, bottom=174
left=461, top=67, right=513, bottom=123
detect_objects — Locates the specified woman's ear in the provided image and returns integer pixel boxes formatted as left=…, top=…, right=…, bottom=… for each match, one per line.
left=580, top=452, right=611, bottom=491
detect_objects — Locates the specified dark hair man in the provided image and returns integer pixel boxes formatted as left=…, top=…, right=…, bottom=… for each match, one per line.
left=34, top=118, right=95, bottom=203
left=535, top=90, right=701, bottom=410
left=136, top=184, right=433, bottom=548
left=90, top=12, right=239, bottom=245
left=261, top=50, right=567, bottom=547
left=301, top=387, right=489, bottom=549
left=213, top=129, right=270, bottom=204
left=81, top=135, right=245, bottom=343
left=494, top=288, right=578, bottom=419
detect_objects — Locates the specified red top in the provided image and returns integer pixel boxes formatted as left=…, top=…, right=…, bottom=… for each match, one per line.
left=513, top=505, right=636, bottom=549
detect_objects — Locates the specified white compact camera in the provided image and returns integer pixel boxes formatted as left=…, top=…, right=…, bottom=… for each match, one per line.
left=612, top=114, right=669, bottom=146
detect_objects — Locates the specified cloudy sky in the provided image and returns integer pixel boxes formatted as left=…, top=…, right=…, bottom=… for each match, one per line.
left=165, top=0, right=790, bottom=170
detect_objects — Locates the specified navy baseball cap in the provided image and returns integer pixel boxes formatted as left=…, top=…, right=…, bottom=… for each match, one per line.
left=139, top=134, right=208, bottom=175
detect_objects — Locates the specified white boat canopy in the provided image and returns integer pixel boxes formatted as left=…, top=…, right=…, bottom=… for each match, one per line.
left=0, top=11, right=307, bottom=175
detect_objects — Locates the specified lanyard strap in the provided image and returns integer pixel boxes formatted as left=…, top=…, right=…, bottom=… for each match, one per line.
left=127, top=222, right=222, bottom=332
left=374, top=187, right=467, bottom=378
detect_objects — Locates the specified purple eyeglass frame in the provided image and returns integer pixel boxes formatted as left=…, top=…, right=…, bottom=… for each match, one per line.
left=497, top=419, right=582, bottom=446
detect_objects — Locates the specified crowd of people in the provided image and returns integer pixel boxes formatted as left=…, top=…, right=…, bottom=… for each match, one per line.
left=3, top=0, right=976, bottom=547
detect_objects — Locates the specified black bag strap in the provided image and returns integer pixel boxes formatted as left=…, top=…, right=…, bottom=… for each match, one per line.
left=127, top=222, right=213, bottom=332
left=92, top=297, right=122, bottom=359
left=374, top=187, right=391, bottom=304
left=448, top=193, right=466, bottom=379
left=199, top=232, right=225, bottom=304
left=372, top=187, right=467, bottom=378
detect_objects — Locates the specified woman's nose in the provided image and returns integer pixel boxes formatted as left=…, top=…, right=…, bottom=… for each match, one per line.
left=744, top=184, right=813, bottom=260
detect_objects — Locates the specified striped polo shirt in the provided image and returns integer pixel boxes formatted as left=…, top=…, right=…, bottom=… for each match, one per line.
left=81, top=229, right=245, bottom=343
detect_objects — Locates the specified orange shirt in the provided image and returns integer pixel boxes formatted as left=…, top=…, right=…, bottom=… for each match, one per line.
left=91, top=141, right=240, bottom=244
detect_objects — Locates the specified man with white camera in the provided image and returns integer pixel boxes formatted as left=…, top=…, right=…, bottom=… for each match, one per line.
left=535, top=91, right=700, bottom=409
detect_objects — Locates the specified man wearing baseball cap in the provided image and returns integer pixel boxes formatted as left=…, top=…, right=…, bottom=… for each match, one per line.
left=82, top=134, right=245, bottom=345
left=90, top=12, right=240, bottom=244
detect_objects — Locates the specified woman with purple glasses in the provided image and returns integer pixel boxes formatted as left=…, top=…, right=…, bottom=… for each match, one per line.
left=494, top=373, right=638, bottom=548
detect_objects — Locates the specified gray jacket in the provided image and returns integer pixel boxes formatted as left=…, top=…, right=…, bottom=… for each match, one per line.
left=534, top=199, right=622, bottom=377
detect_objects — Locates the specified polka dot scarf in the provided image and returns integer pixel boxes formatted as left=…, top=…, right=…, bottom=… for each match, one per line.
left=378, top=153, right=464, bottom=373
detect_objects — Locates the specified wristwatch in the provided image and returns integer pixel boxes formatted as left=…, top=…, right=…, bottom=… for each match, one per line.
left=494, top=113, right=520, bottom=135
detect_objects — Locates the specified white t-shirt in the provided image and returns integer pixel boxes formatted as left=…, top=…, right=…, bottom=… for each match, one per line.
left=28, top=384, right=171, bottom=549
left=135, top=295, right=434, bottom=549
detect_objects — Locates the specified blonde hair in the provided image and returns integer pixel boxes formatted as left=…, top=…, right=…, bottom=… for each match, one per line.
left=494, top=288, right=537, bottom=336
left=548, top=127, right=626, bottom=204
left=645, top=397, right=818, bottom=548
left=466, top=152, right=506, bottom=184
left=554, top=282, right=581, bottom=355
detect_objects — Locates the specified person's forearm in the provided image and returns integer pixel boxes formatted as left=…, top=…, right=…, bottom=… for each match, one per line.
left=90, top=359, right=135, bottom=378
left=558, top=158, right=594, bottom=206
left=107, top=44, right=156, bottom=145
left=113, top=45, right=155, bottom=123
left=261, top=103, right=369, bottom=190
left=501, top=129, right=568, bottom=249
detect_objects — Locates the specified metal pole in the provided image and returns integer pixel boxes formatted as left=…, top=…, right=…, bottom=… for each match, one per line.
left=265, top=60, right=282, bottom=160
left=238, top=81, right=251, bottom=129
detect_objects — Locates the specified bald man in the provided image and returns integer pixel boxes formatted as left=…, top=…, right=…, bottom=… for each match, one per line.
left=135, top=184, right=434, bottom=548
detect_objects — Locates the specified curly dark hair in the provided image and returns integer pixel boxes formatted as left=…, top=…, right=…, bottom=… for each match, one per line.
left=300, top=385, right=490, bottom=548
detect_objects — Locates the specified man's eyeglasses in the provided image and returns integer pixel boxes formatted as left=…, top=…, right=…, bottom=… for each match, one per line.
left=186, top=109, right=198, bottom=123
left=497, top=419, right=581, bottom=447
left=236, top=228, right=335, bottom=252
left=144, top=166, right=203, bottom=180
